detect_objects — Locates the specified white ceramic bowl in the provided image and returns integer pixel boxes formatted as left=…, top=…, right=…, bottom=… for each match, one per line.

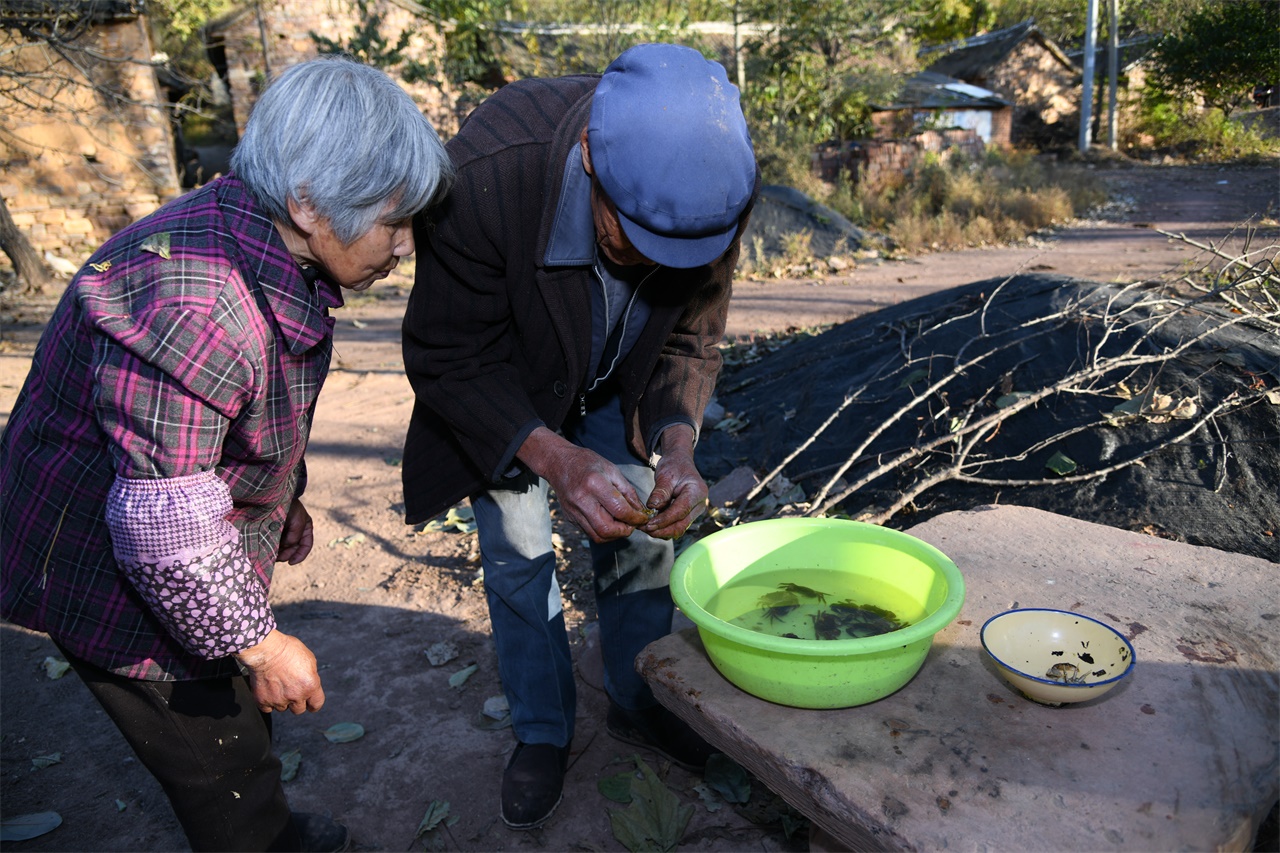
left=980, top=608, right=1136, bottom=706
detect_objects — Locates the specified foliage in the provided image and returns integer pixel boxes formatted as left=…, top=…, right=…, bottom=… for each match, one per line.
left=738, top=0, right=922, bottom=145
left=491, top=1, right=717, bottom=80
left=987, top=0, right=1204, bottom=46
left=150, top=0, right=235, bottom=40
left=312, top=0, right=438, bottom=85
left=1149, top=0, right=1280, bottom=117
left=419, top=0, right=517, bottom=86
left=1131, top=87, right=1280, bottom=162
left=914, top=0, right=999, bottom=44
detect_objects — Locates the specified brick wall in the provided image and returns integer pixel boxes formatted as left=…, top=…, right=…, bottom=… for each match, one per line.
left=1, top=16, right=181, bottom=267
left=2, top=1, right=457, bottom=277
left=814, top=129, right=989, bottom=192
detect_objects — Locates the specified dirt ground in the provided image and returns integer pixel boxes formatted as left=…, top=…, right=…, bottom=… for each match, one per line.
left=1, top=161, right=1277, bottom=852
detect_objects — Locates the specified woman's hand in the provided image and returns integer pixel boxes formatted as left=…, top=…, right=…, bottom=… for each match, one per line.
left=276, top=498, right=314, bottom=564
left=235, top=629, right=326, bottom=714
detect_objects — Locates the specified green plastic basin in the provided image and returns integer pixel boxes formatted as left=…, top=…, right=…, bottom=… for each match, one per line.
left=671, top=517, right=965, bottom=709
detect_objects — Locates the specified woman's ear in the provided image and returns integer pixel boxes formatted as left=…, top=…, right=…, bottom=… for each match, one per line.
left=286, top=196, right=320, bottom=236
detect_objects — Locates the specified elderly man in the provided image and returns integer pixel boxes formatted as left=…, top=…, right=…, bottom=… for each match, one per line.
left=401, top=43, right=758, bottom=829
left=1, top=56, right=452, bottom=851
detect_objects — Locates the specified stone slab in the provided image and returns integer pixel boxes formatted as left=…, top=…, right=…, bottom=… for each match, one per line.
left=640, top=506, right=1279, bottom=851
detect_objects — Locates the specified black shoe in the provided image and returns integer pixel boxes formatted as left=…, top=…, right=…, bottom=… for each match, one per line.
left=292, top=812, right=351, bottom=853
left=606, top=700, right=718, bottom=772
left=501, top=742, right=569, bottom=830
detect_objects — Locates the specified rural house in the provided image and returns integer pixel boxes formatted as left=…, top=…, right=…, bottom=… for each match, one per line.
left=813, top=72, right=1010, bottom=193
left=919, top=20, right=1080, bottom=147
left=1, top=0, right=182, bottom=266
left=2, top=0, right=455, bottom=276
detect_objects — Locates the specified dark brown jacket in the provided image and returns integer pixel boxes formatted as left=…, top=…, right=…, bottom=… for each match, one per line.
left=401, top=74, right=756, bottom=525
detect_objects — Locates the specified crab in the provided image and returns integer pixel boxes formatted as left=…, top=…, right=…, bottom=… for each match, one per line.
left=776, top=582, right=829, bottom=603
left=756, top=590, right=800, bottom=622
left=811, top=610, right=842, bottom=640
left=1044, top=662, right=1088, bottom=685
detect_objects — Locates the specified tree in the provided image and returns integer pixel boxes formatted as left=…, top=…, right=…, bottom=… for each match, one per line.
left=0, top=194, right=53, bottom=293
left=988, top=0, right=1205, bottom=46
left=915, top=0, right=998, bottom=44
left=739, top=0, right=923, bottom=146
left=1150, top=0, right=1280, bottom=116
left=312, top=0, right=439, bottom=84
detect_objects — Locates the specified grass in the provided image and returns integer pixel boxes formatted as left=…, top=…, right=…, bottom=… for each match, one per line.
left=843, top=149, right=1106, bottom=255
left=750, top=128, right=1108, bottom=260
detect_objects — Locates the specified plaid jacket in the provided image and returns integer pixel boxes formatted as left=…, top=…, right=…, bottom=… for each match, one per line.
left=0, top=175, right=341, bottom=680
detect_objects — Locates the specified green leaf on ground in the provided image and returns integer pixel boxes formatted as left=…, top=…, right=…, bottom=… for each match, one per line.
left=475, top=695, right=511, bottom=730
left=448, top=664, right=478, bottom=689
left=280, top=748, right=301, bottom=781
left=1045, top=450, right=1078, bottom=476
left=30, top=753, right=61, bottom=770
left=425, top=641, right=459, bottom=666
left=0, top=812, right=62, bottom=842
left=115, top=799, right=128, bottom=812
left=323, top=723, right=365, bottom=743
left=42, top=656, right=70, bottom=679
left=692, top=782, right=724, bottom=812
left=597, top=770, right=635, bottom=803
left=704, top=753, right=751, bottom=803
left=607, top=755, right=693, bottom=852
left=415, top=800, right=451, bottom=837
left=898, top=368, right=929, bottom=389
left=996, top=392, right=1031, bottom=408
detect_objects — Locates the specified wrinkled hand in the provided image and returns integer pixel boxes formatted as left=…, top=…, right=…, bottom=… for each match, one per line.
left=235, top=630, right=325, bottom=715
left=276, top=498, right=313, bottom=565
left=519, top=427, right=649, bottom=543
left=639, top=426, right=707, bottom=540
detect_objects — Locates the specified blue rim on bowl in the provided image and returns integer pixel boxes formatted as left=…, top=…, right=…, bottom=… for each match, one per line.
left=980, top=607, right=1137, bottom=690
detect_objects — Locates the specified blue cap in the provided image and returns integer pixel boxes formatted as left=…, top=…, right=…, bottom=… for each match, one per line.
left=588, top=43, right=756, bottom=269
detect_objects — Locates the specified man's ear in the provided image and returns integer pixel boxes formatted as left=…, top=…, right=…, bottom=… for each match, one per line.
left=579, top=127, right=594, bottom=176
left=286, top=196, right=319, bottom=236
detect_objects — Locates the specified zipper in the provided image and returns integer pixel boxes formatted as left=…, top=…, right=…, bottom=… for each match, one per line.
left=587, top=264, right=660, bottom=394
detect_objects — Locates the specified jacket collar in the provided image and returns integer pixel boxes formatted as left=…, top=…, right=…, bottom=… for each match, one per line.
left=542, top=145, right=595, bottom=267
left=215, top=174, right=342, bottom=354
left=535, top=90, right=595, bottom=268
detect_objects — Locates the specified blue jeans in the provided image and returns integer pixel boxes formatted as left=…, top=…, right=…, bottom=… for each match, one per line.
left=471, top=392, right=674, bottom=748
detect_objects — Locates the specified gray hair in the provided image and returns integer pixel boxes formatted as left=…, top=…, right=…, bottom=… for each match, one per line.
left=231, top=55, right=453, bottom=244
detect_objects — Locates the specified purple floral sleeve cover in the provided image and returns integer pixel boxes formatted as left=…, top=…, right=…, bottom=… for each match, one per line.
left=106, top=471, right=276, bottom=659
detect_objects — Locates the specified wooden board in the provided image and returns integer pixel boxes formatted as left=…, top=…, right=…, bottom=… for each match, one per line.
left=641, top=506, right=1278, bottom=851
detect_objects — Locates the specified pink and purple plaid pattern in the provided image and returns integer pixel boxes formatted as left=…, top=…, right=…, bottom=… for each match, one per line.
left=1, top=174, right=341, bottom=680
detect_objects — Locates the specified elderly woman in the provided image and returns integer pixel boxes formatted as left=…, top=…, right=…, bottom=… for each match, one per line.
left=0, top=56, right=451, bottom=851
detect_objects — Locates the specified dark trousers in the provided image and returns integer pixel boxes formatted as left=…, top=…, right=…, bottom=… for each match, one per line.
left=59, top=645, right=301, bottom=852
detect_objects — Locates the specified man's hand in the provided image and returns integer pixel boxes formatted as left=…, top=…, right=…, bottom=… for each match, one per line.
left=518, top=426, right=650, bottom=542
left=235, top=629, right=326, bottom=715
left=640, top=425, right=707, bottom=540
left=276, top=498, right=313, bottom=564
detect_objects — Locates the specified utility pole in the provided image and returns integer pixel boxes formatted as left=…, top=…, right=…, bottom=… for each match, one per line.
left=1107, top=0, right=1119, bottom=150
left=1079, top=0, right=1099, bottom=153
left=732, top=1, right=745, bottom=91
